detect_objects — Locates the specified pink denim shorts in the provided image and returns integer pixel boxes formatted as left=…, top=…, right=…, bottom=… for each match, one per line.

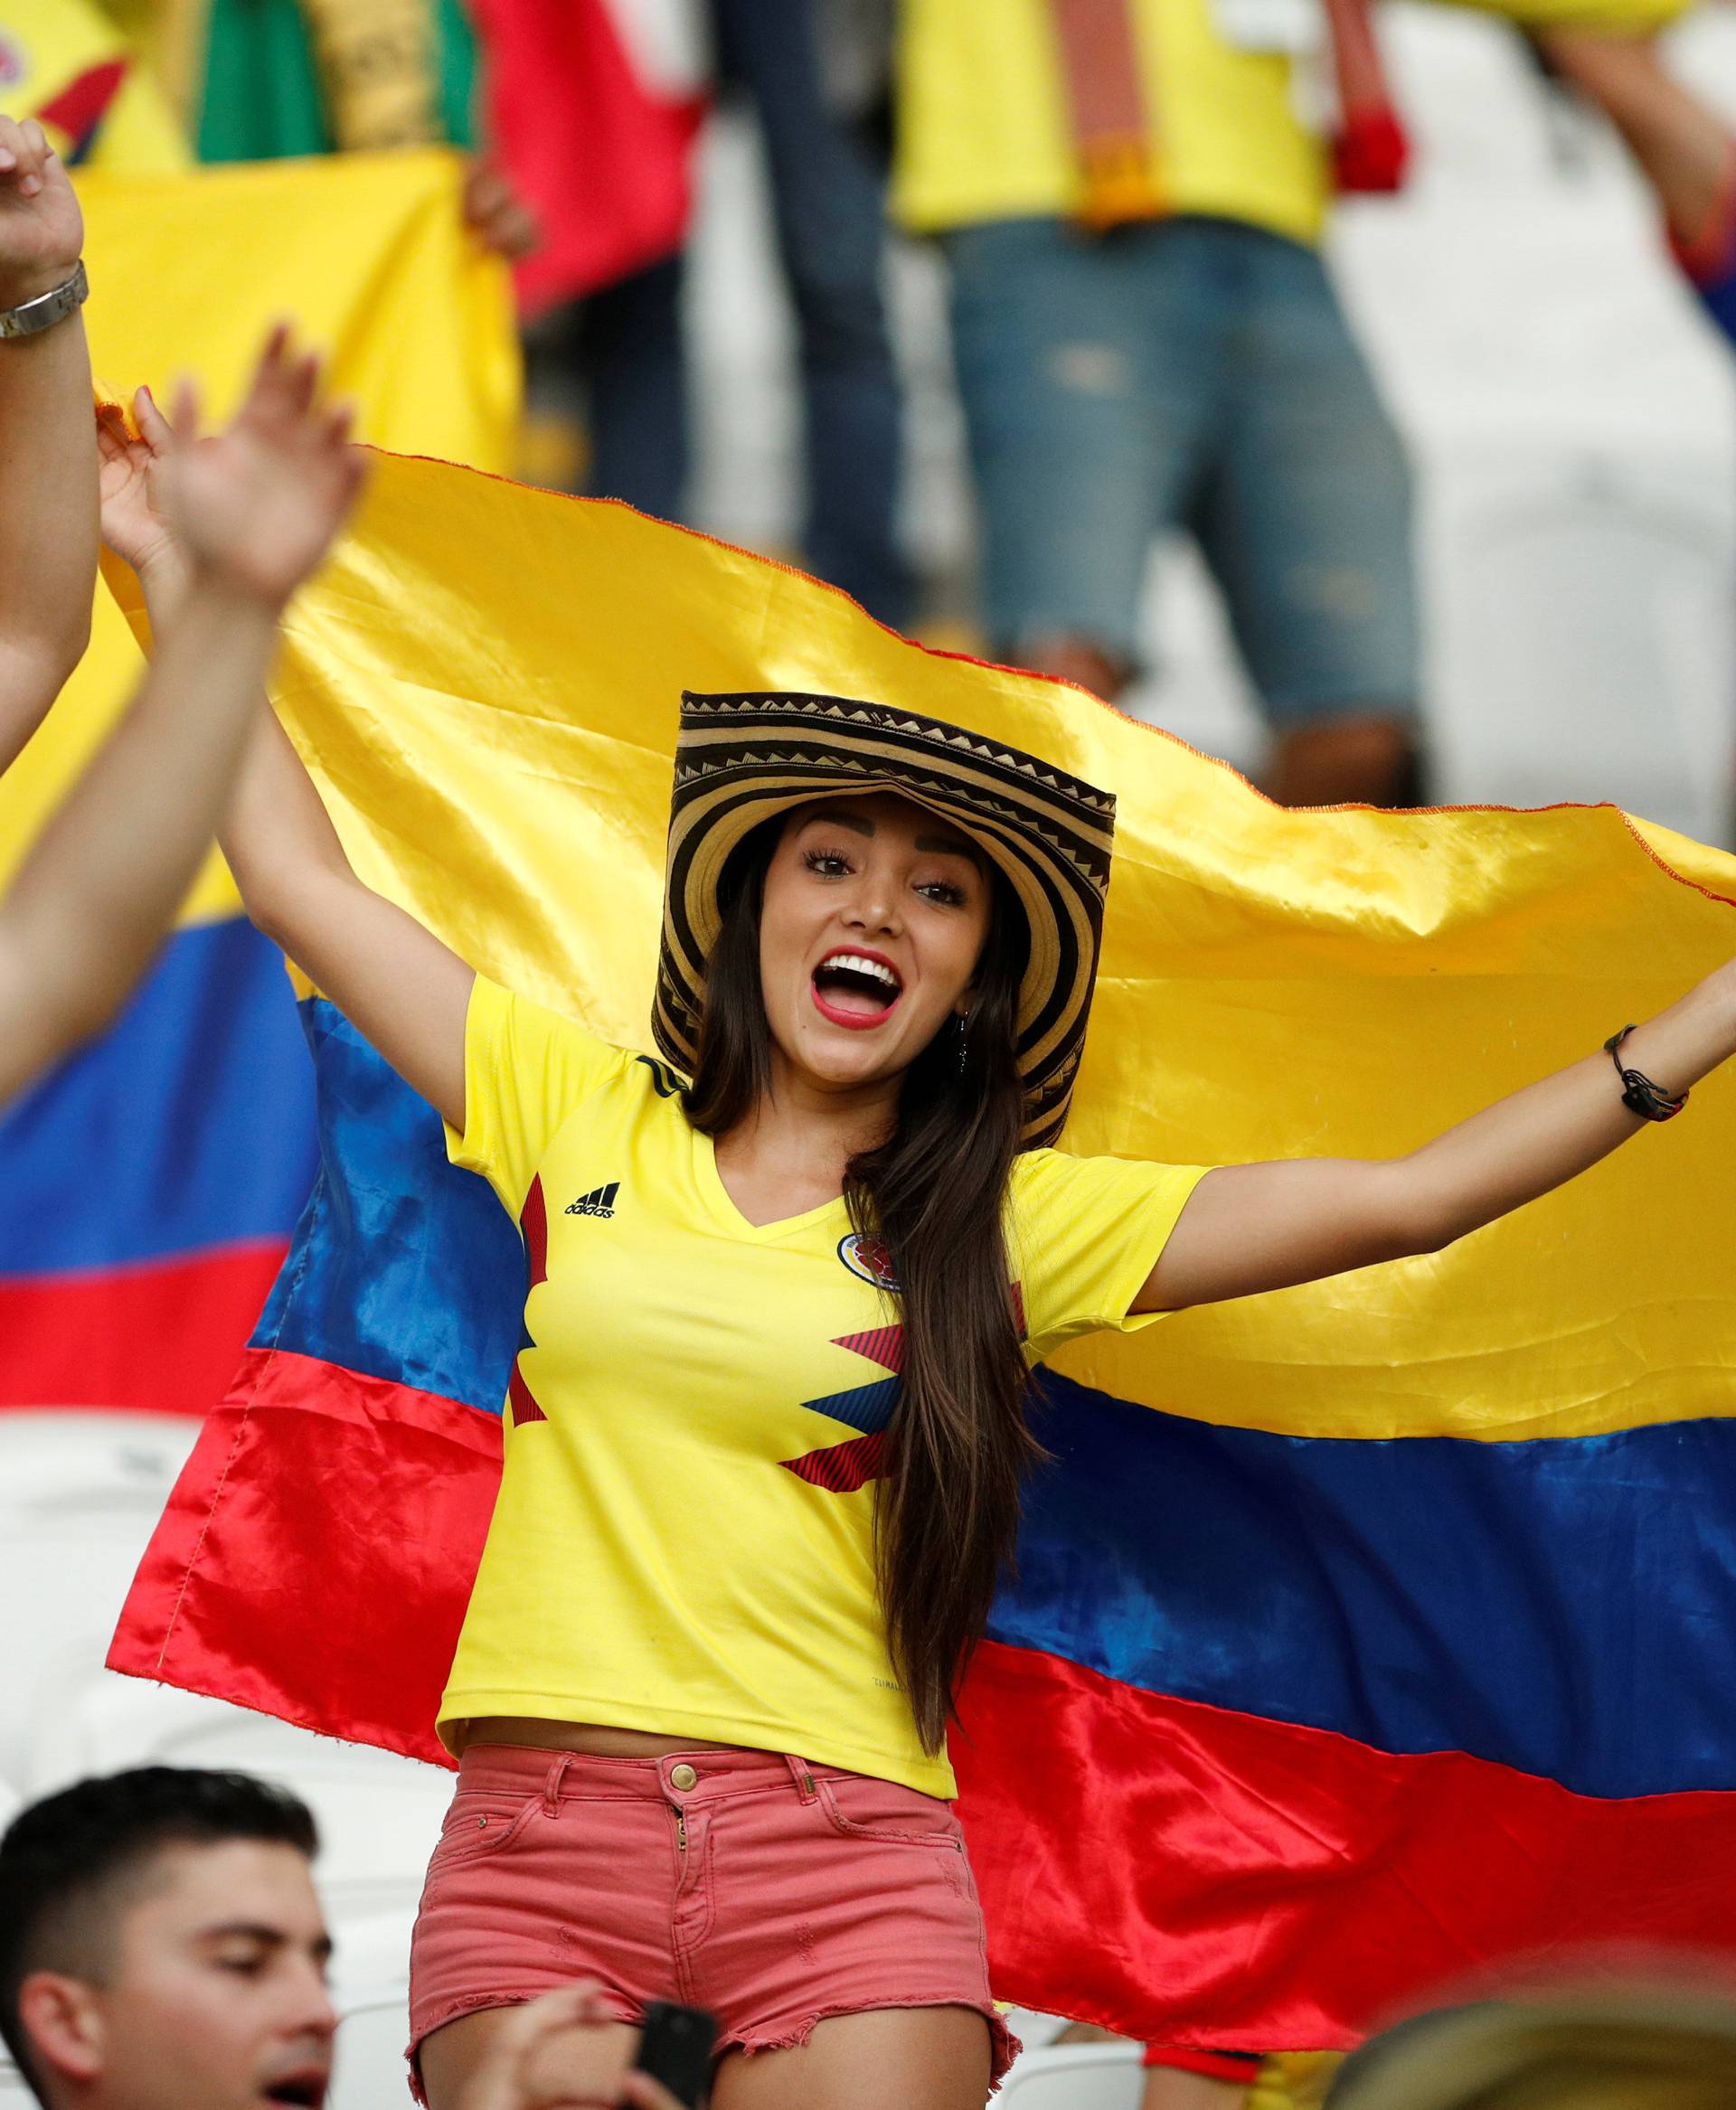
left=407, top=1742, right=1016, bottom=2092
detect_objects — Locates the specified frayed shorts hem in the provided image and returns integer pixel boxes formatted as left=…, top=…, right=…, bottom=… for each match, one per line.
left=408, top=1990, right=1019, bottom=2102
left=407, top=1988, right=646, bottom=2105
left=722, top=1996, right=1020, bottom=2089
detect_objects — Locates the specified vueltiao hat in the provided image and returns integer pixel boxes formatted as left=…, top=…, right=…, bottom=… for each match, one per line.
left=654, top=691, right=1118, bottom=1149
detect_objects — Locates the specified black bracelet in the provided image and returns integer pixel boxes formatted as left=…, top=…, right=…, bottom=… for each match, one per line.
left=1604, top=1026, right=1689, bottom=1122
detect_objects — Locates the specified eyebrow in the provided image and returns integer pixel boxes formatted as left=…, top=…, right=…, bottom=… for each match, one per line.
left=197, top=1924, right=335, bottom=1962
left=916, top=834, right=980, bottom=862
left=805, top=811, right=981, bottom=862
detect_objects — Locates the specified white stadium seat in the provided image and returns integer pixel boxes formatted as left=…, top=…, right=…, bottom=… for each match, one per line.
left=998, top=2040, right=1146, bottom=2107
left=327, top=1906, right=418, bottom=2110
left=24, top=1665, right=450, bottom=1917
left=0, top=1412, right=199, bottom=1793
left=331, top=1998, right=414, bottom=2110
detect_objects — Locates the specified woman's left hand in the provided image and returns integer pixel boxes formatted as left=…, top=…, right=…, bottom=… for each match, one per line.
left=97, top=387, right=180, bottom=588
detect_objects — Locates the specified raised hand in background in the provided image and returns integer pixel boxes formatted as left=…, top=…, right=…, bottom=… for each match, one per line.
left=0, top=325, right=366, bottom=1103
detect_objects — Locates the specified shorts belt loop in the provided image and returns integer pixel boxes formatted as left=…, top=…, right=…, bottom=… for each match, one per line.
left=786, top=1754, right=817, bottom=1803
left=542, top=1752, right=572, bottom=1813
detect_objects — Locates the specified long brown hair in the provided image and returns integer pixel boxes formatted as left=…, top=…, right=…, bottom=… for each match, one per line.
left=682, top=818, right=1043, bottom=1750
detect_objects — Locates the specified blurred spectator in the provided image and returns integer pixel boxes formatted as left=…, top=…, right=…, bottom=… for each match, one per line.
left=0, top=1766, right=335, bottom=2110
left=526, top=0, right=913, bottom=630
left=1533, top=28, right=1736, bottom=342
left=88, top=0, right=535, bottom=258
left=706, top=0, right=910, bottom=626
left=469, top=0, right=704, bottom=328
left=1324, top=1982, right=1736, bottom=2110
left=892, top=0, right=1428, bottom=807
left=102, top=0, right=475, bottom=162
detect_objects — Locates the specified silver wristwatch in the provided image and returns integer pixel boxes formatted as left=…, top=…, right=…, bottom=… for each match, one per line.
left=0, top=261, right=90, bottom=341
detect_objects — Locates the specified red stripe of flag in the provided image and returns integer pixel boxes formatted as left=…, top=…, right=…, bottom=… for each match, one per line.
left=0, top=1243, right=287, bottom=1415
left=953, top=1640, right=1736, bottom=2048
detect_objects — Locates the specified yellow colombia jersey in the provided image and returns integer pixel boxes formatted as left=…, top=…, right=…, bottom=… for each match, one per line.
left=442, top=975, right=1209, bottom=1798
left=893, top=0, right=1691, bottom=250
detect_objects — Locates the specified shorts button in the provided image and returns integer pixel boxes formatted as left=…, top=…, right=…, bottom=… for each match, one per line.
left=670, top=1763, right=698, bottom=1791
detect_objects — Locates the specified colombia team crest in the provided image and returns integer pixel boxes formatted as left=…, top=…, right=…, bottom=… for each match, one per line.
left=837, top=1232, right=901, bottom=1294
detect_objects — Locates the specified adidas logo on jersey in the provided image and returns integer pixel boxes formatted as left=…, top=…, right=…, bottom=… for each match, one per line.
left=566, top=1181, right=619, bottom=1219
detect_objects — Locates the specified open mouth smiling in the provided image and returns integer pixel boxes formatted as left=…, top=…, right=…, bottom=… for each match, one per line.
left=811, top=947, right=905, bottom=1030
left=260, top=2067, right=329, bottom=2109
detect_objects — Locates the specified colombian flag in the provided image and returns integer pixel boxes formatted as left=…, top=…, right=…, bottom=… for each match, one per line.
left=0, top=0, right=188, bottom=171
left=107, top=455, right=1736, bottom=2046
left=0, top=148, right=516, bottom=1415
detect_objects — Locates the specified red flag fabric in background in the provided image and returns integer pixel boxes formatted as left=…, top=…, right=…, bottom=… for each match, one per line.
left=472, top=0, right=708, bottom=316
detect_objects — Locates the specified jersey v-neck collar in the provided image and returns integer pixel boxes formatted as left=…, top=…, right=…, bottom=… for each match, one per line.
left=691, top=1125, right=852, bottom=1243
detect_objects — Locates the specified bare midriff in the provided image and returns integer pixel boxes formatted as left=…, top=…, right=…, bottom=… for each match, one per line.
left=458, top=1715, right=745, bottom=1758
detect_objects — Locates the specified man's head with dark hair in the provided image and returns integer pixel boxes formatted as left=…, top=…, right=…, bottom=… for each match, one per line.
left=0, top=1767, right=335, bottom=2110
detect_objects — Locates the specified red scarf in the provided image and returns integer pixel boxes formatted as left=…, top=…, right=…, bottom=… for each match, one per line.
left=1047, top=0, right=1408, bottom=228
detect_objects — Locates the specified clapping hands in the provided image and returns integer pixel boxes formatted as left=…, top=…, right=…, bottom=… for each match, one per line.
left=98, top=325, right=366, bottom=608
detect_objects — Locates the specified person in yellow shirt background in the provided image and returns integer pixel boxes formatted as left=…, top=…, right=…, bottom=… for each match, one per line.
left=892, top=0, right=1691, bottom=814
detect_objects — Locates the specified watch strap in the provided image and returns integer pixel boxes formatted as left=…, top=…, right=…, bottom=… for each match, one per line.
left=0, top=260, right=90, bottom=341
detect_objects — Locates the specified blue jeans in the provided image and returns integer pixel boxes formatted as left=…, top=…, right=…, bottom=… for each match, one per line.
left=581, top=0, right=911, bottom=631
left=943, top=214, right=1420, bottom=724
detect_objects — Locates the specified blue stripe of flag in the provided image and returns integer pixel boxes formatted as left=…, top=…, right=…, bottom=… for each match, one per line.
left=993, top=1372, right=1736, bottom=1800
left=250, top=1000, right=523, bottom=1415
left=0, top=918, right=316, bottom=1275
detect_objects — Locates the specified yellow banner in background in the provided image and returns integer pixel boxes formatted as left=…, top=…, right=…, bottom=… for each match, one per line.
left=0, top=146, right=520, bottom=922
left=267, top=447, right=1736, bottom=1451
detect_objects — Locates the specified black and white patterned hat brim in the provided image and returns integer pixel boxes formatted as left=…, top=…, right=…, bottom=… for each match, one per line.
left=656, top=692, right=1116, bottom=1150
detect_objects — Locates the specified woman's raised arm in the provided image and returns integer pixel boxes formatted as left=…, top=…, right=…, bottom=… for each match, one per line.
left=104, top=384, right=474, bottom=1132
left=1137, top=966, right=1736, bottom=1312
left=221, top=705, right=474, bottom=1128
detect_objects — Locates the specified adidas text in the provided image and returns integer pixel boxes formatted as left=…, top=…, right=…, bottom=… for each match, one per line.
left=566, top=1181, right=619, bottom=1219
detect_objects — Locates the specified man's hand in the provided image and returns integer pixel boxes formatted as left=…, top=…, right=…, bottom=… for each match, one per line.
left=463, top=157, right=541, bottom=261
left=146, top=325, right=365, bottom=608
left=458, top=1985, right=688, bottom=2110
left=0, top=116, right=82, bottom=308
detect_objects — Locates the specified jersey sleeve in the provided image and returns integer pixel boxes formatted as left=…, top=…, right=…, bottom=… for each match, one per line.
left=1008, top=1147, right=1212, bottom=1359
left=443, top=975, right=633, bottom=1216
